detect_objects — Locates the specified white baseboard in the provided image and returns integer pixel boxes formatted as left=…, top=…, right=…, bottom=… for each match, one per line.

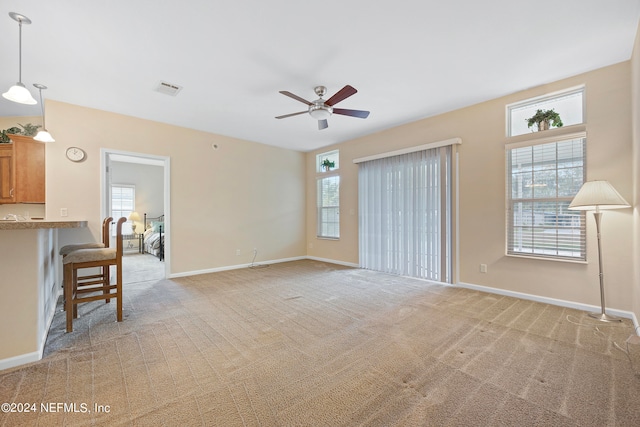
left=169, top=256, right=359, bottom=278
left=0, top=351, right=41, bottom=372
left=39, top=285, right=62, bottom=358
left=306, top=256, right=359, bottom=268
left=169, top=256, right=307, bottom=278
left=456, top=281, right=639, bottom=330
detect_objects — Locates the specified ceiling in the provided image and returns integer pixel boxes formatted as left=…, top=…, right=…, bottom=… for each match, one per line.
left=1, top=1, right=639, bottom=152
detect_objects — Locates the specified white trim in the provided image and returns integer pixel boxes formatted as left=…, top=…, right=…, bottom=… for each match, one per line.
left=504, top=253, right=588, bottom=264
left=506, top=85, right=585, bottom=137
left=101, top=148, right=171, bottom=278
left=169, top=256, right=359, bottom=278
left=456, top=281, right=637, bottom=321
left=306, top=256, right=360, bottom=268
left=505, top=127, right=586, bottom=150
left=631, top=312, right=640, bottom=335
left=38, top=285, right=62, bottom=360
left=505, top=84, right=585, bottom=110
left=0, top=351, right=41, bottom=372
left=169, top=256, right=308, bottom=278
left=353, top=137, right=462, bottom=164
left=455, top=150, right=460, bottom=284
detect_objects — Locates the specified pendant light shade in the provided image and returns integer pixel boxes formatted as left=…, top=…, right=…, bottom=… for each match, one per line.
left=33, top=84, right=55, bottom=142
left=2, top=12, right=37, bottom=105
left=3, top=82, right=37, bottom=105
left=34, top=129, right=55, bottom=143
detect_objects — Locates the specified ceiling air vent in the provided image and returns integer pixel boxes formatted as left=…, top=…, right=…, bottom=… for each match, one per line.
left=155, top=81, right=183, bottom=96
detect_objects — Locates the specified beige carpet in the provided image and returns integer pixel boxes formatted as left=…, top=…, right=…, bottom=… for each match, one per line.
left=1, top=260, right=640, bottom=426
left=122, top=253, right=165, bottom=284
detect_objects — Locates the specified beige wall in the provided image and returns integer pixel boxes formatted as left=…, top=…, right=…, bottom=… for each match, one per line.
left=632, top=23, right=640, bottom=323
left=307, top=61, right=635, bottom=312
left=44, top=101, right=306, bottom=276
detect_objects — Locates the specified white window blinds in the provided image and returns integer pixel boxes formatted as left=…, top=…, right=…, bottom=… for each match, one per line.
left=111, top=185, right=135, bottom=235
left=506, top=135, right=586, bottom=260
left=317, top=175, right=340, bottom=238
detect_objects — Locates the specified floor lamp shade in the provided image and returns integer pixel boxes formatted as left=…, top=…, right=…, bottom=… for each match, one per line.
left=568, top=180, right=630, bottom=322
left=568, top=180, right=630, bottom=211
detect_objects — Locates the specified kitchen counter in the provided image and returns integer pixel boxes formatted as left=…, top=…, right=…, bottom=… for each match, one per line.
left=0, top=220, right=88, bottom=370
left=0, top=219, right=87, bottom=230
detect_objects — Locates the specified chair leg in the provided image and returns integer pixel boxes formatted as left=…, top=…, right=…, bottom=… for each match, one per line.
left=116, top=261, right=123, bottom=322
left=64, top=263, right=73, bottom=333
left=103, top=265, right=111, bottom=304
left=72, top=267, right=79, bottom=319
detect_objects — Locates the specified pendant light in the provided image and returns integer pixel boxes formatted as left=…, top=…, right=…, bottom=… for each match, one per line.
left=33, top=84, right=55, bottom=142
left=2, top=12, right=37, bottom=105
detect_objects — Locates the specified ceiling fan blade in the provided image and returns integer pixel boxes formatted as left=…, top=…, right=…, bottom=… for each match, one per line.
left=325, top=85, right=357, bottom=106
left=275, top=111, right=307, bottom=119
left=333, top=108, right=370, bottom=119
left=318, top=119, right=328, bottom=130
left=279, top=91, right=312, bottom=106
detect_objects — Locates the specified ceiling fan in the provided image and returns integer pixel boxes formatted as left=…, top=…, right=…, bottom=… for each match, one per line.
left=275, top=85, right=370, bottom=130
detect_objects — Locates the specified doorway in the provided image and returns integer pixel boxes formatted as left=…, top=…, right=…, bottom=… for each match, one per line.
left=100, top=149, right=171, bottom=279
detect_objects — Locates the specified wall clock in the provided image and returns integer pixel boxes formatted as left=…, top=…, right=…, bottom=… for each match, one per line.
left=66, top=147, right=86, bottom=162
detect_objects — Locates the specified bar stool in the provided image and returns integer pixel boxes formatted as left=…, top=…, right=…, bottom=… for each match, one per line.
left=63, top=217, right=126, bottom=332
left=59, top=216, right=112, bottom=256
left=60, top=217, right=113, bottom=308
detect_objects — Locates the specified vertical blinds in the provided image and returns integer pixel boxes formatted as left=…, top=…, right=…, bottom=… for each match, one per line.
left=358, top=147, right=452, bottom=281
left=506, top=136, right=586, bottom=260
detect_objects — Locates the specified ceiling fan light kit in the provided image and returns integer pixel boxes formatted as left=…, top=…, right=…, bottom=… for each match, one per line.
left=276, top=84, right=370, bottom=130
left=3, top=12, right=37, bottom=105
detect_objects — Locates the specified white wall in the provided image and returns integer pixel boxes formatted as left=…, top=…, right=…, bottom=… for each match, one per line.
left=110, top=160, right=164, bottom=224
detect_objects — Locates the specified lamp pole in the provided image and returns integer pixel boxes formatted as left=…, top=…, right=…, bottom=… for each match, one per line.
left=590, top=208, right=621, bottom=322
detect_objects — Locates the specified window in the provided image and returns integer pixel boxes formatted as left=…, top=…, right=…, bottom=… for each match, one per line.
left=316, top=150, right=340, bottom=238
left=357, top=145, right=455, bottom=282
left=506, top=135, right=586, bottom=260
left=507, top=87, right=584, bottom=137
left=111, top=185, right=135, bottom=235
left=317, top=175, right=340, bottom=238
left=316, top=149, right=339, bottom=173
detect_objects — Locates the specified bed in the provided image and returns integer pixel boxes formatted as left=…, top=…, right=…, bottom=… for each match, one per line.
left=143, top=214, right=164, bottom=261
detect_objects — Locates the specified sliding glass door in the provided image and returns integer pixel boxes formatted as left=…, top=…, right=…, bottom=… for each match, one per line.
left=358, top=146, right=453, bottom=282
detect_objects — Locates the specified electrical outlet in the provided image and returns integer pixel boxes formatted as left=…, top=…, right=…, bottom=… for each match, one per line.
left=236, top=249, right=241, bottom=256
left=60, top=208, right=68, bottom=217
left=480, top=264, right=488, bottom=273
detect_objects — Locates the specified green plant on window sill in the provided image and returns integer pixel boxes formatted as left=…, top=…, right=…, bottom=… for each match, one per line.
left=321, top=159, right=335, bottom=171
left=526, top=109, right=563, bottom=132
left=0, top=123, right=41, bottom=143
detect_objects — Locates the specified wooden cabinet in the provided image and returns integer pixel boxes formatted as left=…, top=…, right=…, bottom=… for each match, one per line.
left=0, top=144, right=14, bottom=203
left=0, top=135, right=45, bottom=204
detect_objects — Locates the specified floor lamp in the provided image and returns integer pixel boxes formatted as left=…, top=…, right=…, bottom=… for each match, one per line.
left=568, top=180, right=630, bottom=322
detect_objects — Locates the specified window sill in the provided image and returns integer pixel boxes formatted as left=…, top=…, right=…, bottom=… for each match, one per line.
left=505, top=253, right=587, bottom=264
left=317, top=236, right=339, bottom=241
left=505, top=124, right=586, bottom=146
